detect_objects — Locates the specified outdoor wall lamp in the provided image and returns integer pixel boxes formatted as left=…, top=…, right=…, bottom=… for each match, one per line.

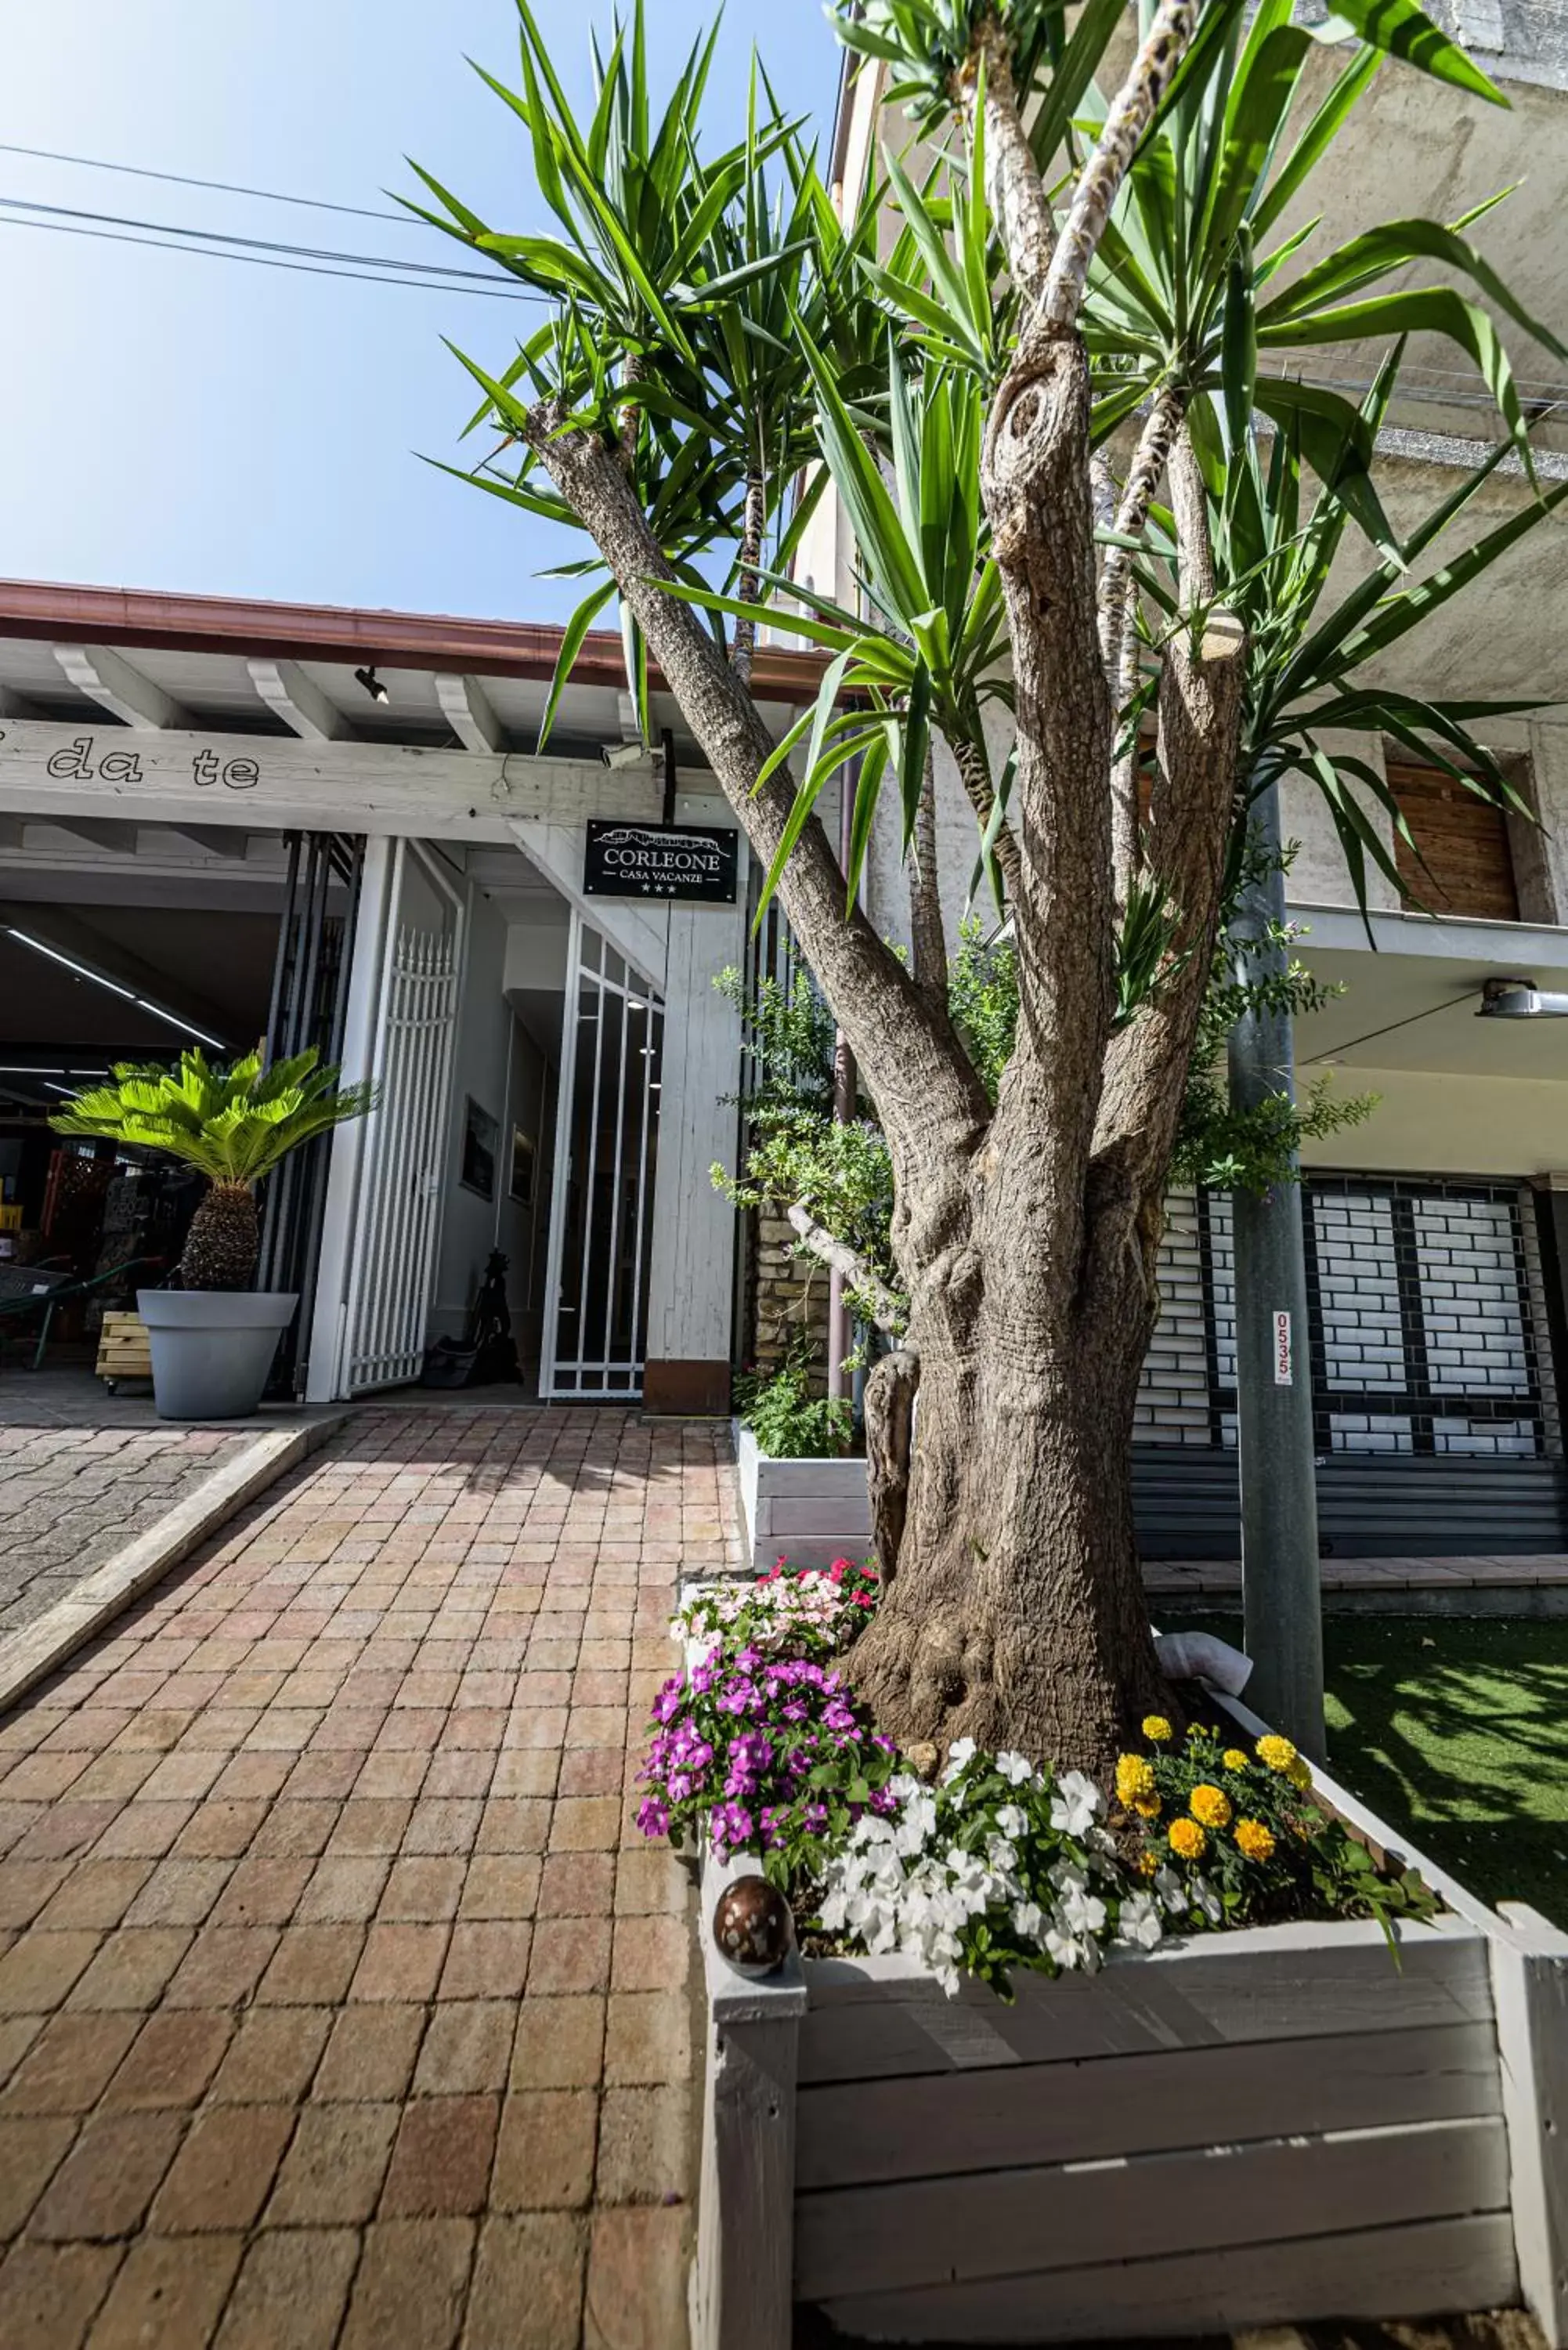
left=1477, top=976, right=1568, bottom=1018
left=354, top=665, right=389, bottom=706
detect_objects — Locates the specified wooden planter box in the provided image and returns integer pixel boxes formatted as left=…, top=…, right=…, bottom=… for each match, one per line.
left=733, top=1419, right=872, bottom=1570
left=690, top=1694, right=1568, bottom=2349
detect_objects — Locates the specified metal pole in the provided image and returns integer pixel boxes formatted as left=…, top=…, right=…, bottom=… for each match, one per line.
left=1227, top=771, right=1326, bottom=1759
left=826, top=766, right=858, bottom=1401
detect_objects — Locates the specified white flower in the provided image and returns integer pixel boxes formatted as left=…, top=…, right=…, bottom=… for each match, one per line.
left=1060, top=1881, right=1107, bottom=1937
left=894, top=1792, right=938, bottom=1857
left=1013, top=1899, right=1045, bottom=1942
left=1193, top=1875, right=1223, bottom=1925
left=1044, top=1922, right=1085, bottom=1971
left=1154, top=1864, right=1188, bottom=1916
left=944, top=1737, right=978, bottom=1781
left=994, top=1802, right=1028, bottom=1841
left=1049, top=1770, right=1101, bottom=1838
left=996, top=1750, right=1035, bottom=1786
left=985, top=1835, right=1019, bottom=1875
left=1116, top=1892, right=1164, bottom=1950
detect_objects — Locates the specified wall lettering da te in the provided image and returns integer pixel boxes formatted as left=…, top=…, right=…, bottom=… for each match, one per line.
left=0, top=730, right=262, bottom=790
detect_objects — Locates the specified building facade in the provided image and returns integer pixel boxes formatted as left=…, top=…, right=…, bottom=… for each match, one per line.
left=0, top=584, right=820, bottom=1416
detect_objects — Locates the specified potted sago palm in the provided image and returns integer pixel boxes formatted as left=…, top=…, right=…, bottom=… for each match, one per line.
left=52, top=1043, right=375, bottom=1418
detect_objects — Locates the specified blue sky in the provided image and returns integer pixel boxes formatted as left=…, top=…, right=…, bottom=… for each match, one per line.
left=0, top=0, right=839, bottom=622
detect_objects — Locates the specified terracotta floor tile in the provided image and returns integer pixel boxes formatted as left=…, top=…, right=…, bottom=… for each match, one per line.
left=84, top=2231, right=243, bottom=2350
left=381, top=2093, right=498, bottom=2218
left=464, top=2212, right=586, bottom=2350
left=29, top=2111, right=184, bottom=2240
left=1, top=2015, right=139, bottom=2118
left=211, top=2226, right=359, bottom=2350
left=0, top=2113, right=76, bottom=2236
left=207, top=2006, right=331, bottom=2105
left=99, top=2012, right=232, bottom=2111
left=313, top=2004, right=425, bottom=2103
left=266, top=2099, right=398, bottom=2225
left=150, top=2103, right=292, bottom=2232
left=491, top=2088, right=597, bottom=2212
left=336, top=2214, right=474, bottom=2350
left=0, top=2240, right=121, bottom=2350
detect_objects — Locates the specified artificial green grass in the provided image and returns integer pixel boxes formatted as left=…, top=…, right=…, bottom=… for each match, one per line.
left=1177, top=1613, right=1568, bottom=1925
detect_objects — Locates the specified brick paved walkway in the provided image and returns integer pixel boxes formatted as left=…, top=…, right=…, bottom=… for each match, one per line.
left=0, top=1426, right=248, bottom=1642
left=0, top=1405, right=739, bottom=2349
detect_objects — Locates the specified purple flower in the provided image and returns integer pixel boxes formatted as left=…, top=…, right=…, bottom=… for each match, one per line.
left=652, top=1678, right=685, bottom=1725
left=636, top=1795, right=670, bottom=1838
left=868, top=1784, right=897, bottom=1817
left=710, top=1800, right=753, bottom=1856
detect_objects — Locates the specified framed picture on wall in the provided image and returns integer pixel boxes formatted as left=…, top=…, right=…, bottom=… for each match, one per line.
left=460, top=1097, right=498, bottom=1201
left=509, top=1129, right=536, bottom=1208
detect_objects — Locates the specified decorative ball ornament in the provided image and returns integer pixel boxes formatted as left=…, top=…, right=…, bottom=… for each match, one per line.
left=712, top=1875, right=794, bottom=1976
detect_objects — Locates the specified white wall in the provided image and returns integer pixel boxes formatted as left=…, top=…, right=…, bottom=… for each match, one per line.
left=431, top=884, right=544, bottom=1348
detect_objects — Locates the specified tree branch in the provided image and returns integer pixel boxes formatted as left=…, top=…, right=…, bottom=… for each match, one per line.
left=966, top=23, right=1058, bottom=313
left=943, top=732, right=1018, bottom=905
left=730, top=468, right=766, bottom=689
left=909, top=743, right=948, bottom=1012
left=1042, top=0, right=1200, bottom=331
left=786, top=1202, right=906, bottom=1334
left=520, top=403, right=993, bottom=1173
left=1101, top=388, right=1187, bottom=898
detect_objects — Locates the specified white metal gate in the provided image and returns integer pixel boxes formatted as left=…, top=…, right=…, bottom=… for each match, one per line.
left=541, top=912, right=664, bottom=1398
left=341, top=844, right=462, bottom=1391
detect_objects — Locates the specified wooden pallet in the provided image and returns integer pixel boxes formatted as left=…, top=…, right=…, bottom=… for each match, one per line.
left=96, top=1311, right=153, bottom=1386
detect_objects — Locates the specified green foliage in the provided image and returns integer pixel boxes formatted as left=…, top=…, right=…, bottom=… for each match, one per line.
left=1133, top=1717, right=1439, bottom=1951
left=945, top=920, right=1017, bottom=1101
left=414, top=0, right=884, bottom=743
left=50, top=1047, right=377, bottom=1191
left=735, top=1356, right=856, bottom=1460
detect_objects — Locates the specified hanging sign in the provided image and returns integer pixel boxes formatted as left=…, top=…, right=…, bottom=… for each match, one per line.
left=583, top=819, right=738, bottom=904
left=1273, top=1310, right=1294, bottom=1386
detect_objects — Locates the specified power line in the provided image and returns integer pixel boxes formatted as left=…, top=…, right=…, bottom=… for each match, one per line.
left=0, top=210, right=540, bottom=300
left=0, top=139, right=412, bottom=224
left=1299, top=989, right=1484, bottom=1065
left=0, top=192, right=539, bottom=291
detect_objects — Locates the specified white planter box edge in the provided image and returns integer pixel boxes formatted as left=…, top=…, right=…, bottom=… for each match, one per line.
left=733, top=1418, right=873, bottom=1570
left=688, top=1683, right=1568, bottom=2350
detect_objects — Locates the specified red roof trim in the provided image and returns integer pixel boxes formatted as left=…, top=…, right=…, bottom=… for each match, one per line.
left=0, top=577, right=830, bottom=696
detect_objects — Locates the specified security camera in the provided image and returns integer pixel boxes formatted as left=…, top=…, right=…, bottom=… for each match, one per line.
left=601, top=740, right=646, bottom=771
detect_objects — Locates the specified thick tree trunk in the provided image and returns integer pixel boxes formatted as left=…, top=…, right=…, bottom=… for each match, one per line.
left=863, top=1345, right=919, bottom=1579
left=848, top=1217, right=1167, bottom=1778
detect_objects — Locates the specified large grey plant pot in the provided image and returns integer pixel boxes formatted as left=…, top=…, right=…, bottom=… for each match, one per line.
left=136, top=1290, right=298, bottom=1421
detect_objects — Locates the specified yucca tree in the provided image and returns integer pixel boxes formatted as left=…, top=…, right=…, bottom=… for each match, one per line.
left=52, top=1047, right=377, bottom=1293
left=426, top=0, right=1562, bottom=1774
left=416, top=0, right=885, bottom=735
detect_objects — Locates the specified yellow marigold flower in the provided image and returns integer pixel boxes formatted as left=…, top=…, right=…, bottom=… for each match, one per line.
left=1286, top=1755, right=1313, bottom=1791
left=1115, top=1755, right=1156, bottom=1807
left=1235, top=1817, right=1276, bottom=1863
left=1255, top=1734, right=1298, bottom=1773
left=1138, top=1849, right=1160, bottom=1878
left=1168, top=1817, right=1206, bottom=1861
left=1142, top=1715, right=1173, bottom=1744
left=1189, top=1783, right=1233, bottom=1831
left=1223, top=1749, right=1250, bottom=1773
left=1131, top=1794, right=1162, bottom=1820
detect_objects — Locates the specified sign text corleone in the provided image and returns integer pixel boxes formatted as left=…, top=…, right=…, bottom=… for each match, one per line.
left=583, top=819, right=739, bottom=904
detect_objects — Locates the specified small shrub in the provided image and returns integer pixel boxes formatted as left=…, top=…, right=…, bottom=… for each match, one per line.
left=735, top=1358, right=854, bottom=1459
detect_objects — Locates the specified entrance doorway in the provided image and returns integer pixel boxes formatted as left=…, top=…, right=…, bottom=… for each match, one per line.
left=541, top=913, right=664, bottom=1398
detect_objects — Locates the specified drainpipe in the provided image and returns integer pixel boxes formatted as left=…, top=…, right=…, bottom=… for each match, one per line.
left=1227, top=767, right=1326, bottom=1760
